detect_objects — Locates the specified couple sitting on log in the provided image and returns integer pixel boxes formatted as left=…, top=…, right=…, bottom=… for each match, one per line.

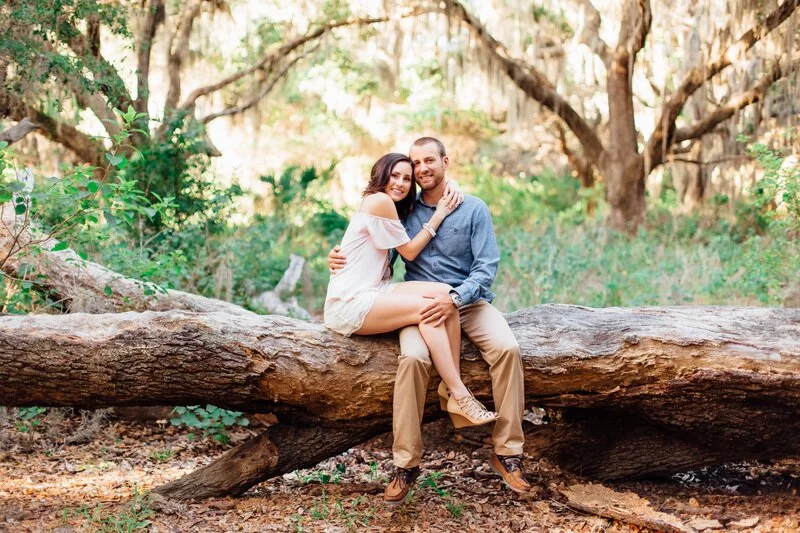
left=325, top=137, right=529, bottom=504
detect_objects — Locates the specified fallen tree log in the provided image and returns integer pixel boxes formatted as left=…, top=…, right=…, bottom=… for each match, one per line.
left=0, top=203, right=254, bottom=315
left=1, top=305, right=798, bottom=498
left=251, top=253, right=311, bottom=319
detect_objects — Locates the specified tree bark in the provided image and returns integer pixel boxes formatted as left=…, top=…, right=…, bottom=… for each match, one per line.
left=681, top=142, right=706, bottom=210
left=0, top=305, right=798, bottom=496
left=605, top=16, right=647, bottom=231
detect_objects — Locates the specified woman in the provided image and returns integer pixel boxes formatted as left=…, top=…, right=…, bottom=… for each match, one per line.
left=324, top=153, right=497, bottom=428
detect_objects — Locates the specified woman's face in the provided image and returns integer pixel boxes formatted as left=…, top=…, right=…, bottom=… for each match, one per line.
left=384, top=161, right=413, bottom=202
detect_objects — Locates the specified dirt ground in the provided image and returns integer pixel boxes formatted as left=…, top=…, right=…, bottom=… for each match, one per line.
left=1, top=412, right=798, bottom=532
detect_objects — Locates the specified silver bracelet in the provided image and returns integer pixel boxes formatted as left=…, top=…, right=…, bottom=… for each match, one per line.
left=422, top=222, right=436, bottom=237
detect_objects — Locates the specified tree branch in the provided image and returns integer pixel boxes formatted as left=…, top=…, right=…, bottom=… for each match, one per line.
left=63, top=77, right=121, bottom=141
left=0, top=91, right=105, bottom=168
left=135, top=0, right=165, bottom=114
left=647, top=0, right=800, bottom=168
left=624, top=0, right=651, bottom=59
left=668, top=154, right=751, bottom=166
left=199, top=46, right=316, bottom=125
left=673, top=59, right=793, bottom=144
left=86, top=13, right=101, bottom=58
left=574, top=0, right=610, bottom=66
left=0, top=119, right=40, bottom=145
left=178, top=9, right=430, bottom=113
left=164, top=0, right=203, bottom=112
left=556, top=122, right=595, bottom=187
left=445, top=0, right=608, bottom=165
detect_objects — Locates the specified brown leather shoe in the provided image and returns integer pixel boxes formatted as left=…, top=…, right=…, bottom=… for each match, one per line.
left=383, top=466, right=420, bottom=505
left=490, top=453, right=531, bottom=493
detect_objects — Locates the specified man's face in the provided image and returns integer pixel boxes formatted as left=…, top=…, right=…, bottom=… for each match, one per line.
left=409, top=142, right=448, bottom=191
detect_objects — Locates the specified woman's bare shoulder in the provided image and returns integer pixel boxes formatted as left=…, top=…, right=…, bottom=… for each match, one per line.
left=360, top=193, right=399, bottom=220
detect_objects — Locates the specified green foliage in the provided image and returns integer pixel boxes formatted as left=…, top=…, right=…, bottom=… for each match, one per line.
left=291, top=490, right=375, bottom=532
left=13, top=406, right=47, bottom=433
left=120, top=113, right=239, bottom=233
left=531, top=5, right=574, bottom=39
left=149, top=448, right=174, bottom=463
left=295, top=462, right=347, bottom=485
left=466, top=164, right=583, bottom=228
left=494, top=212, right=799, bottom=309
left=733, top=141, right=800, bottom=237
left=59, top=160, right=346, bottom=314
left=404, top=107, right=501, bottom=139
left=169, top=405, right=249, bottom=446
left=0, top=109, right=171, bottom=313
left=0, top=0, right=130, bottom=104
left=479, top=142, right=799, bottom=311
left=65, top=486, right=153, bottom=532
left=415, top=471, right=465, bottom=519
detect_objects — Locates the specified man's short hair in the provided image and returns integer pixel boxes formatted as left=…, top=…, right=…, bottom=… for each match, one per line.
left=411, top=137, right=446, bottom=157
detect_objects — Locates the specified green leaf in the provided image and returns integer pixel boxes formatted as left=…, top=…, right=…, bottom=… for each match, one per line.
left=105, top=153, right=125, bottom=167
left=0, top=192, right=11, bottom=203
left=104, top=285, right=113, bottom=297
left=14, top=203, right=26, bottom=215
left=87, top=180, right=99, bottom=193
left=78, top=251, right=87, bottom=261
left=51, top=242, right=68, bottom=252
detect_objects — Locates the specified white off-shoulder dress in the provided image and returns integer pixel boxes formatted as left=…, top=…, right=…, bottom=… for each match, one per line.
left=324, top=212, right=411, bottom=336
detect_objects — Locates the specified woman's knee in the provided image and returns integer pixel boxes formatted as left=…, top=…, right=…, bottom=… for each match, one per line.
left=432, top=282, right=453, bottom=295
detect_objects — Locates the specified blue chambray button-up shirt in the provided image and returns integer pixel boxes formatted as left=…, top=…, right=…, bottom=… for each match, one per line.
left=391, top=193, right=499, bottom=305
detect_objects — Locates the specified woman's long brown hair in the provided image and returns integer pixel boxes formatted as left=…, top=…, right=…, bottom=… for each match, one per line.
left=362, top=153, right=416, bottom=220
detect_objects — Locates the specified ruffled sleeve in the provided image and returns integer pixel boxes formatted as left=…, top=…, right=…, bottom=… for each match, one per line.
left=364, top=216, right=410, bottom=250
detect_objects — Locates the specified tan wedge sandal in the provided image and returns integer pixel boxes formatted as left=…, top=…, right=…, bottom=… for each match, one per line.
left=446, top=393, right=498, bottom=429
left=437, top=381, right=449, bottom=410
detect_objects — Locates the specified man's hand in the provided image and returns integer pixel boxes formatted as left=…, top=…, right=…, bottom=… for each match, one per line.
left=420, top=294, right=458, bottom=326
left=328, top=245, right=346, bottom=274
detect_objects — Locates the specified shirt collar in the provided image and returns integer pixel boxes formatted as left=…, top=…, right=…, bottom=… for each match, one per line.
left=415, top=191, right=436, bottom=208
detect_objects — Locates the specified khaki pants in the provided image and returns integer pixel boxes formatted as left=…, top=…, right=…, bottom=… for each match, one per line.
left=392, top=300, right=525, bottom=468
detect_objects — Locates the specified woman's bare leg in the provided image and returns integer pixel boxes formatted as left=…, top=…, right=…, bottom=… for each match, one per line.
left=356, top=287, right=470, bottom=399
left=445, top=311, right=461, bottom=374
left=392, top=281, right=461, bottom=380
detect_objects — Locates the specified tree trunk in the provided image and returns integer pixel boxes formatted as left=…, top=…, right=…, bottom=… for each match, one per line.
left=604, top=153, right=647, bottom=232
left=604, top=40, right=647, bottom=232
left=682, top=141, right=706, bottom=210
left=1, top=305, right=798, bottom=497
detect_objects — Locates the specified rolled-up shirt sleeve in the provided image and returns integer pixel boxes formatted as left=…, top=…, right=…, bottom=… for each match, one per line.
left=452, top=201, right=498, bottom=305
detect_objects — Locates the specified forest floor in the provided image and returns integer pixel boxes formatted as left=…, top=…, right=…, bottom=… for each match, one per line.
left=1, top=413, right=798, bottom=533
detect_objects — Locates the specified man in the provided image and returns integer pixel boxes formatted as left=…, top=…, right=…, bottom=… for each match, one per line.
left=328, top=137, right=529, bottom=503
